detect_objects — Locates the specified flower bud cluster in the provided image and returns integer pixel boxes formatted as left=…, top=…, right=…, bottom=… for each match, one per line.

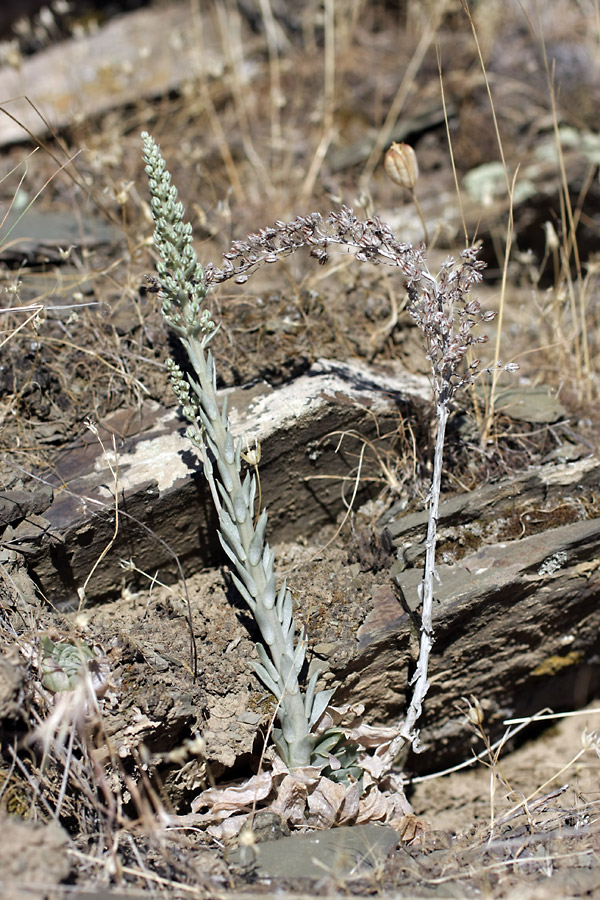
left=142, top=132, right=207, bottom=337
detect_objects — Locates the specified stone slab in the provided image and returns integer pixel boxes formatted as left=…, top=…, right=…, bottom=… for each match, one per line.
left=10, top=358, right=429, bottom=605
left=335, top=455, right=600, bottom=770
left=229, top=824, right=400, bottom=880
left=0, top=2, right=246, bottom=145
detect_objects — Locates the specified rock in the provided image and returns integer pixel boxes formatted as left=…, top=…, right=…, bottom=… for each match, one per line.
left=0, top=485, right=53, bottom=529
left=0, top=649, right=25, bottom=721
left=0, top=210, right=122, bottom=265
left=0, top=812, right=70, bottom=900
left=0, top=2, right=249, bottom=146
left=474, top=384, right=567, bottom=425
left=334, top=455, right=600, bottom=771
left=383, top=454, right=600, bottom=569
left=228, top=823, right=400, bottom=880
left=21, top=358, right=430, bottom=605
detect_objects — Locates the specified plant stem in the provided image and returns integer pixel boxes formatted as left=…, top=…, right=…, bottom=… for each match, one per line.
left=180, top=331, right=317, bottom=768
left=376, top=399, right=447, bottom=772
left=411, top=189, right=429, bottom=246
left=404, top=398, right=447, bottom=743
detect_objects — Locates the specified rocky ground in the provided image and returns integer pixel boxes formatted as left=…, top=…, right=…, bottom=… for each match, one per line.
left=0, top=1, right=599, bottom=898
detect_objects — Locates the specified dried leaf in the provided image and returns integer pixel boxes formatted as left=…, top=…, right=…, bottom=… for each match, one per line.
left=336, top=781, right=362, bottom=826
left=355, top=785, right=389, bottom=824
left=184, top=742, right=413, bottom=835
left=207, top=813, right=249, bottom=841
left=270, top=773, right=310, bottom=827
left=191, top=771, right=273, bottom=817
left=306, top=777, right=348, bottom=829
left=395, top=813, right=430, bottom=843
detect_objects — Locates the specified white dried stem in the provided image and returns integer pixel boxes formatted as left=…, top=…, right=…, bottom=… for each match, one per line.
left=375, top=400, right=447, bottom=772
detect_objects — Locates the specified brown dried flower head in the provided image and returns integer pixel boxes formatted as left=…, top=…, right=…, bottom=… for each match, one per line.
left=384, top=142, right=419, bottom=191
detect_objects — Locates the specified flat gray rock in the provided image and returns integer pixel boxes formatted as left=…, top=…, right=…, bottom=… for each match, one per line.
left=15, top=358, right=429, bottom=605
left=0, top=209, right=121, bottom=263
left=0, top=3, right=234, bottom=146
left=230, top=824, right=400, bottom=880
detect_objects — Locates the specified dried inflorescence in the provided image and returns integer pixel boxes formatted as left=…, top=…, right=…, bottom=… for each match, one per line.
left=204, top=207, right=426, bottom=286
left=405, top=247, right=496, bottom=398
left=206, top=207, right=497, bottom=400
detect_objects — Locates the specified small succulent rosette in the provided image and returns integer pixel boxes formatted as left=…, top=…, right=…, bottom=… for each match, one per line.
left=40, top=634, right=110, bottom=696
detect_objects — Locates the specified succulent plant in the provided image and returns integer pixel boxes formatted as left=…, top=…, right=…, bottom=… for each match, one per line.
left=40, top=635, right=96, bottom=693
left=142, top=132, right=334, bottom=769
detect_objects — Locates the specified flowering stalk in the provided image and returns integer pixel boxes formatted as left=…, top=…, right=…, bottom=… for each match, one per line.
left=141, top=133, right=333, bottom=769
left=376, top=248, right=494, bottom=770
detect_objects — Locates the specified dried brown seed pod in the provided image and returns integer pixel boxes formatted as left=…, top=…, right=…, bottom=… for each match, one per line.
left=384, top=142, right=419, bottom=191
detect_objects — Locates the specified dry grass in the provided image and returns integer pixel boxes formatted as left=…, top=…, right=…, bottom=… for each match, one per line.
left=0, top=0, right=599, bottom=895
left=2, top=2, right=598, bottom=454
